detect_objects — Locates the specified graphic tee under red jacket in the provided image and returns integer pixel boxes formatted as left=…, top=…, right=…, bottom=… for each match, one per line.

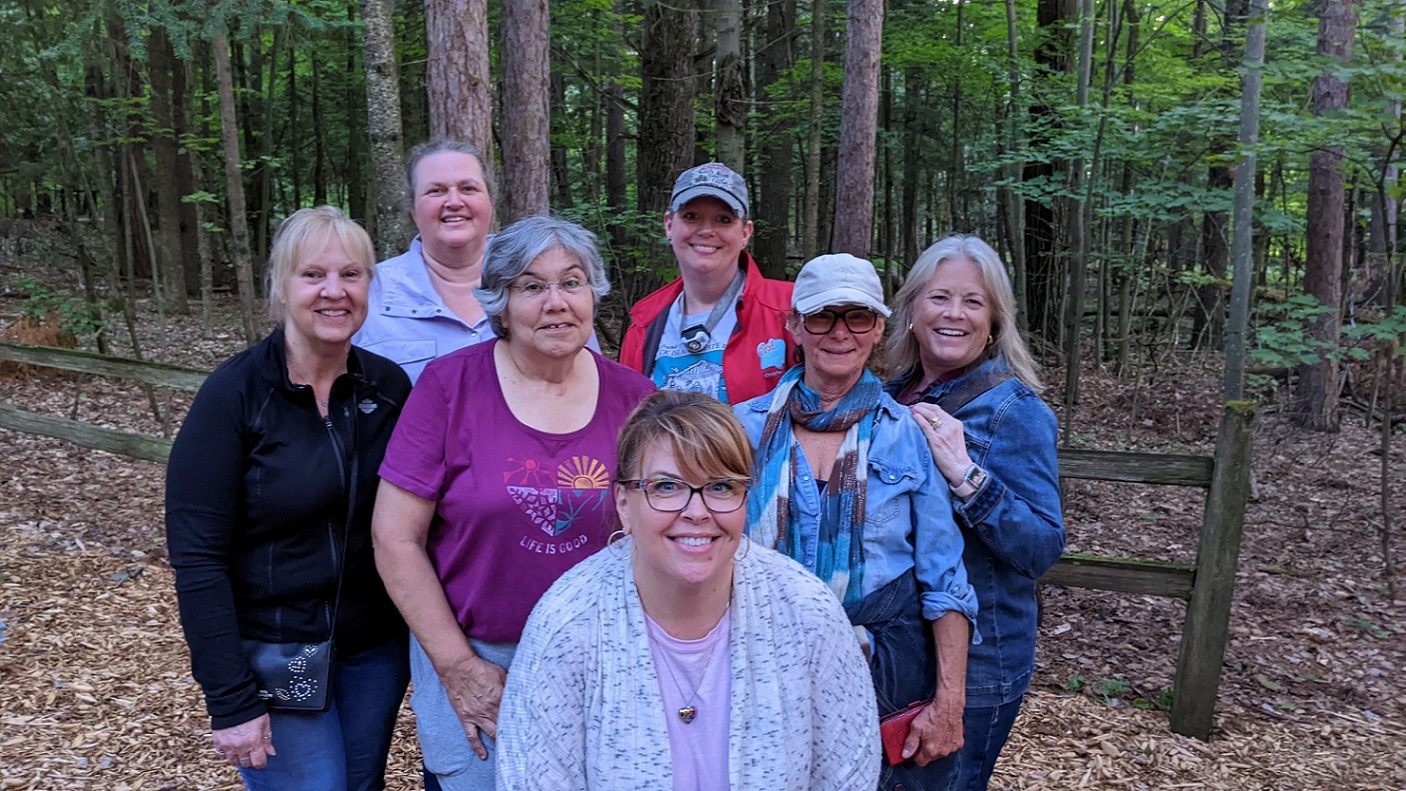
left=619, top=252, right=797, bottom=405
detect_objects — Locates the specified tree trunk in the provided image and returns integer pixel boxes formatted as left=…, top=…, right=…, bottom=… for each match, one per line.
left=635, top=0, right=698, bottom=297
left=753, top=0, right=797, bottom=278
left=831, top=0, right=884, bottom=256
left=425, top=0, right=494, bottom=168
left=502, top=0, right=551, bottom=220
left=604, top=0, right=628, bottom=270
left=170, top=52, right=202, bottom=297
left=361, top=0, right=410, bottom=258
left=1362, top=10, right=1402, bottom=309
left=1223, top=0, right=1267, bottom=400
left=1024, top=0, right=1075, bottom=345
left=1062, top=0, right=1095, bottom=419
left=551, top=71, right=574, bottom=209
left=213, top=27, right=260, bottom=345
left=1193, top=0, right=1248, bottom=349
left=344, top=5, right=368, bottom=224
left=1003, top=0, right=1027, bottom=330
left=638, top=0, right=698, bottom=217
left=1294, top=0, right=1359, bottom=432
left=714, top=0, right=746, bottom=172
left=312, top=55, right=327, bottom=205
left=146, top=27, right=190, bottom=314
left=901, top=66, right=922, bottom=267
left=802, top=0, right=826, bottom=262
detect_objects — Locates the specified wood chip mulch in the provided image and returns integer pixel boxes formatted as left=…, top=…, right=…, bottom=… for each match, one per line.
left=2, top=421, right=1402, bottom=789
left=1, top=266, right=1404, bottom=789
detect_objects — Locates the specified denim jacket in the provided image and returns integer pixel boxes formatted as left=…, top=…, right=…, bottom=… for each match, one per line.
left=735, top=392, right=980, bottom=627
left=888, top=357, right=1065, bottom=707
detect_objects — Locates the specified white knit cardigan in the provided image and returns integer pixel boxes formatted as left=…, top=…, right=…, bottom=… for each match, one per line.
left=496, top=540, right=880, bottom=790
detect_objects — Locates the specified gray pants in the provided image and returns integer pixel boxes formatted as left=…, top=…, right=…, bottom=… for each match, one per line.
left=409, top=634, right=517, bottom=791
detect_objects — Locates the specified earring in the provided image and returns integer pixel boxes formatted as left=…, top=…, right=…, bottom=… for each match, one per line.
left=607, top=529, right=631, bottom=560
left=907, top=323, right=914, bottom=333
left=733, top=534, right=751, bottom=561
left=986, top=334, right=995, bottom=347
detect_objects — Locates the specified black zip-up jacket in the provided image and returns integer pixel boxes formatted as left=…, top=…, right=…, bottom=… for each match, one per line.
left=166, top=328, right=411, bottom=729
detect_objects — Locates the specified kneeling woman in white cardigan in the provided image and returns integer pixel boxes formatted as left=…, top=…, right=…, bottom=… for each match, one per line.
left=496, top=390, right=879, bottom=790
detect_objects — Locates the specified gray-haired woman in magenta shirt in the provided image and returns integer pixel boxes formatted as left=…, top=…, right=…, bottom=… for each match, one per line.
left=371, top=216, right=654, bottom=790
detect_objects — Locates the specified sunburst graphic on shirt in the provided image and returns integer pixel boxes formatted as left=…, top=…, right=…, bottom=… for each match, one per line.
left=506, top=455, right=610, bottom=538
left=503, top=456, right=557, bottom=487
left=557, top=456, right=609, bottom=489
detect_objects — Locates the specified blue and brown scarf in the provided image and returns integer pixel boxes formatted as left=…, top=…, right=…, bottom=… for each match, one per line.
left=748, top=365, right=880, bottom=607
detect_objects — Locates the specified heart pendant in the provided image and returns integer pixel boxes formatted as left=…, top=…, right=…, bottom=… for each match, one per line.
left=678, top=705, right=697, bottom=724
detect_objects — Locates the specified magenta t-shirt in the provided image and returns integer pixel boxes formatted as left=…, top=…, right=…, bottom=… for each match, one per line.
left=379, top=340, right=655, bottom=642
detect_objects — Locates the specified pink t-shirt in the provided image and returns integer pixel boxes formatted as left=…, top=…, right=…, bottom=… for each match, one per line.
left=647, top=609, right=733, bottom=791
left=379, top=340, right=654, bottom=642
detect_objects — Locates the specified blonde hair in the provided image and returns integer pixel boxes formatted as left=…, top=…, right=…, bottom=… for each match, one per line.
left=615, top=391, right=754, bottom=484
left=886, top=234, right=1043, bottom=393
left=266, top=206, right=377, bottom=323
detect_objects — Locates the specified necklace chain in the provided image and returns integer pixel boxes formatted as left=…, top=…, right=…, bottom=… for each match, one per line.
left=651, top=618, right=727, bottom=725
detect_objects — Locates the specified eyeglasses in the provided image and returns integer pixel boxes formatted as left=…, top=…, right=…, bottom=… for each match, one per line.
left=620, top=477, right=751, bottom=513
left=801, top=308, right=879, bottom=335
left=507, top=277, right=588, bottom=299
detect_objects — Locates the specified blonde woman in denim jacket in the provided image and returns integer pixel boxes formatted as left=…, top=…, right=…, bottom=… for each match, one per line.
left=886, top=235, right=1066, bottom=791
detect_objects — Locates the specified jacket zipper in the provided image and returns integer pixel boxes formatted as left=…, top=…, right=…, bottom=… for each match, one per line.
left=323, top=400, right=349, bottom=638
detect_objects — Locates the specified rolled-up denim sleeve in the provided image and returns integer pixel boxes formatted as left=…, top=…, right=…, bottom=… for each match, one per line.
left=910, top=433, right=980, bottom=628
left=955, top=394, right=1065, bottom=579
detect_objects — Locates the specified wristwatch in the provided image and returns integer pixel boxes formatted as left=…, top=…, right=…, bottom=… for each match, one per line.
left=951, top=464, right=988, bottom=500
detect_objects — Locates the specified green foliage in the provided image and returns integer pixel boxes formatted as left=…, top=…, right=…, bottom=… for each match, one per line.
left=1345, top=618, right=1392, bottom=640
left=12, top=277, right=110, bottom=340
left=1253, top=300, right=1406, bottom=371
left=1094, top=678, right=1132, bottom=706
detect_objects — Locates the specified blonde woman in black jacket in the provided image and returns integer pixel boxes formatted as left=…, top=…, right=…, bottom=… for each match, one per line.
left=166, top=207, right=411, bottom=791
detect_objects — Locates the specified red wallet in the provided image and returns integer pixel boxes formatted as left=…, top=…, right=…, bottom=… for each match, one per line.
left=879, top=699, right=929, bottom=765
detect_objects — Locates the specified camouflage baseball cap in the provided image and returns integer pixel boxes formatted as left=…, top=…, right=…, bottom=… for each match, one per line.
left=669, top=163, right=749, bottom=218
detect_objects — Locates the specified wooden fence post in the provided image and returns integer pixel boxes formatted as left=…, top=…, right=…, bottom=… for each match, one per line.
left=1170, top=400, right=1257, bottom=739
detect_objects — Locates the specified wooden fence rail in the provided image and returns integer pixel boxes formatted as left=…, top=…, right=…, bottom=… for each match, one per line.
left=0, top=340, right=1255, bottom=740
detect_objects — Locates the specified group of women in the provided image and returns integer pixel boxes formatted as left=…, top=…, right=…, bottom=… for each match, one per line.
left=166, top=147, right=1064, bottom=791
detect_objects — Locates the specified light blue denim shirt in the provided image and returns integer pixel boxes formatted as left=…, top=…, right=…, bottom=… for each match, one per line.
left=888, top=357, right=1065, bottom=707
left=735, top=392, right=980, bottom=627
left=354, top=237, right=494, bottom=384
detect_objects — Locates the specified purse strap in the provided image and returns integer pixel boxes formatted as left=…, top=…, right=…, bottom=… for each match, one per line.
left=326, top=391, right=359, bottom=645
left=921, top=365, right=1014, bottom=415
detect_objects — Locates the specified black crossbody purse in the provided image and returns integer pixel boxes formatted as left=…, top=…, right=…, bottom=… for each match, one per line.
left=241, top=413, right=359, bottom=712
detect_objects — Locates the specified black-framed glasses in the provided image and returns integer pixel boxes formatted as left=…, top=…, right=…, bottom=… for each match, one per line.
left=801, top=307, right=880, bottom=335
left=620, top=477, right=752, bottom=513
left=507, top=277, right=588, bottom=299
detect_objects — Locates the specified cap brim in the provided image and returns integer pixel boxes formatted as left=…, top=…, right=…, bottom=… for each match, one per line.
left=670, top=186, right=746, bottom=218
left=794, top=287, right=893, bottom=317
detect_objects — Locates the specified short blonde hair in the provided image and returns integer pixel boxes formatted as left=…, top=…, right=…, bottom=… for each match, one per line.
left=886, top=234, right=1043, bottom=393
left=615, top=391, right=754, bottom=484
left=266, top=206, right=377, bottom=322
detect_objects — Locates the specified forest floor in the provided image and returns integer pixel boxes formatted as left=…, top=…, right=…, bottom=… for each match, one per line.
left=0, top=238, right=1403, bottom=789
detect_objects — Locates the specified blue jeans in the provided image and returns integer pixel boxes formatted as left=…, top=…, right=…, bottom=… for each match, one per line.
left=238, top=637, right=409, bottom=791
left=948, top=697, right=1024, bottom=791
left=846, top=570, right=959, bottom=791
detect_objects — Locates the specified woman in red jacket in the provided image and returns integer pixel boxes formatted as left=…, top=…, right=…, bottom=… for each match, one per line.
left=620, top=163, right=798, bottom=404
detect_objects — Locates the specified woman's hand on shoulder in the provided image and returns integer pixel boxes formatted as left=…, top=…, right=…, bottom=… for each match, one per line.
left=211, top=712, right=275, bottom=770
left=441, top=654, right=508, bottom=760
left=908, top=403, right=972, bottom=486
left=902, top=696, right=964, bottom=766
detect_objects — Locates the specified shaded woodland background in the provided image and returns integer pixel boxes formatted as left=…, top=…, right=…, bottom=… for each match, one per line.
left=2, top=1, right=1405, bottom=786
left=0, top=0, right=1404, bottom=433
